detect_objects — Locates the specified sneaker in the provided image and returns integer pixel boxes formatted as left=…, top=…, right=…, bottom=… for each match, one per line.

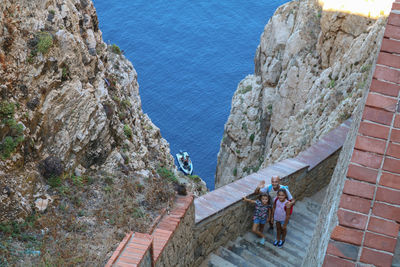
left=273, top=240, right=279, bottom=246
left=259, top=238, right=265, bottom=245
left=278, top=240, right=285, bottom=247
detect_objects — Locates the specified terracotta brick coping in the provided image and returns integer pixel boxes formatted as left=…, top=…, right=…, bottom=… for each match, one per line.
left=194, top=118, right=351, bottom=224
left=105, top=194, right=193, bottom=267
left=324, top=2, right=400, bottom=266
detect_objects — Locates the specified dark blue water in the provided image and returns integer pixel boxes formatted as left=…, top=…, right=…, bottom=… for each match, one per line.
left=94, top=0, right=287, bottom=190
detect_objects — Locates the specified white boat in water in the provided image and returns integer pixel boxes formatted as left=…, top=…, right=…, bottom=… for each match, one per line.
left=176, top=151, right=193, bottom=175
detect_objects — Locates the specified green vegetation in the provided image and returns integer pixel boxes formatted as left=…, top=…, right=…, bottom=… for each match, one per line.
left=104, top=176, right=113, bottom=185
left=27, top=31, right=53, bottom=63
left=357, top=79, right=367, bottom=89
left=241, top=122, right=248, bottom=133
left=27, top=53, right=35, bottom=63
left=339, top=112, right=351, bottom=122
left=144, top=124, right=153, bottom=131
left=328, top=79, right=335, bottom=88
left=0, top=214, right=41, bottom=265
left=49, top=9, right=55, bottom=15
left=0, top=101, right=15, bottom=119
left=0, top=214, right=37, bottom=238
left=111, top=44, right=122, bottom=55
left=48, top=175, right=62, bottom=188
left=36, top=32, right=53, bottom=54
left=361, top=64, right=372, bottom=73
left=123, top=124, right=133, bottom=139
left=72, top=175, right=84, bottom=187
left=249, top=133, right=255, bottom=143
left=239, top=85, right=252, bottom=94
left=188, top=175, right=201, bottom=183
left=157, top=167, right=178, bottom=184
left=0, top=135, right=24, bottom=159
left=267, top=104, right=273, bottom=114
left=77, top=210, right=85, bottom=217
left=61, top=66, right=70, bottom=81
left=121, top=99, right=131, bottom=109
left=133, top=208, right=145, bottom=218
left=134, top=181, right=144, bottom=192
left=112, top=96, right=121, bottom=103
left=0, top=101, right=25, bottom=159
left=233, top=168, right=238, bottom=176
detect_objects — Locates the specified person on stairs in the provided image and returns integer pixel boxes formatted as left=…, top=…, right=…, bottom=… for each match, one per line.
left=254, top=176, right=295, bottom=230
left=273, top=188, right=291, bottom=247
left=243, top=193, right=272, bottom=245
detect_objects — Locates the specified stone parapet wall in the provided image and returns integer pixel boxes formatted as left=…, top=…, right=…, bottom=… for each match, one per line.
left=286, top=149, right=341, bottom=199
left=153, top=196, right=195, bottom=267
left=301, top=104, right=366, bottom=267
left=105, top=232, right=153, bottom=267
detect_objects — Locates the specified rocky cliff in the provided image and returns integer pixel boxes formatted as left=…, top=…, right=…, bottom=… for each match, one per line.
left=215, top=0, right=390, bottom=188
left=0, top=0, right=205, bottom=265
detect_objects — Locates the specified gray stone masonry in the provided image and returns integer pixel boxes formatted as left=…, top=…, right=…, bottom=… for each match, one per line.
left=302, top=80, right=369, bottom=266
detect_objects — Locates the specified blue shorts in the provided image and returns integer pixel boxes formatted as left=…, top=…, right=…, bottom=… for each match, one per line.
left=254, top=218, right=266, bottom=224
left=275, top=220, right=289, bottom=225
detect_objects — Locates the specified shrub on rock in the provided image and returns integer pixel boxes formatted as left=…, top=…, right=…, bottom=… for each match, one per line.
left=38, top=156, right=64, bottom=179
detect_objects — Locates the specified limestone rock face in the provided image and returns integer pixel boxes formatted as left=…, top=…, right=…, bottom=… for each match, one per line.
left=0, top=0, right=175, bottom=220
left=215, top=0, right=387, bottom=187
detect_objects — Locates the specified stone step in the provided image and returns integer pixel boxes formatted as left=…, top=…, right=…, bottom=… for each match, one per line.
left=242, top=232, right=300, bottom=267
left=292, top=202, right=319, bottom=220
left=295, top=199, right=321, bottom=217
left=304, top=197, right=322, bottom=210
left=226, top=241, right=278, bottom=267
left=236, top=236, right=294, bottom=267
left=285, top=217, right=314, bottom=238
left=216, top=246, right=257, bottom=267
left=282, top=225, right=312, bottom=248
left=262, top=229, right=306, bottom=258
left=206, top=253, right=237, bottom=267
left=290, top=209, right=317, bottom=226
left=201, top=197, right=323, bottom=267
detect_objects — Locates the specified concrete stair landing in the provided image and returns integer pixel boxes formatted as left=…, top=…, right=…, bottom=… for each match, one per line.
left=202, top=197, right=321, bottom=267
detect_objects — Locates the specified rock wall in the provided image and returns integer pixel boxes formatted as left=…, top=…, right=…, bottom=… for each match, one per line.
left=0, top=0, right=197, bottom=265
left=0, top=0, right=175, bottom=221
left=215, top=0, right=388, bottom=188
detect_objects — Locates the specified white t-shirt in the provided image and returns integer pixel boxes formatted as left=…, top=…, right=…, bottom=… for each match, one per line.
left=260, top=184, right=293, bottom=201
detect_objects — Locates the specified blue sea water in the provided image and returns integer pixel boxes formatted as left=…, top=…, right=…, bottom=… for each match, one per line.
left=94, top=0, right=288, bottom=190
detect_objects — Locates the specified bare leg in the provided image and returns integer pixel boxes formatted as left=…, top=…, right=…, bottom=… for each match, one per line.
left=281, top=225, right=287, bottom=241
left=276, top=222, right=282, bottom=241
left=252, top=223, right=264, bottom=238
left=269, top=221, right=274, bottom=229
left=259, top=223, right=265, bottom=233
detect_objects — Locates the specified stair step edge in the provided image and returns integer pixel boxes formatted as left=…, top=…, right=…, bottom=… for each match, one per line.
left=207, top=253, right=238, bottom=267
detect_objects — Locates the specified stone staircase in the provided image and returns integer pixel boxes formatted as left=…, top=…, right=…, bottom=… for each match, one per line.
left=202, top=197, right=322, bottom=267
